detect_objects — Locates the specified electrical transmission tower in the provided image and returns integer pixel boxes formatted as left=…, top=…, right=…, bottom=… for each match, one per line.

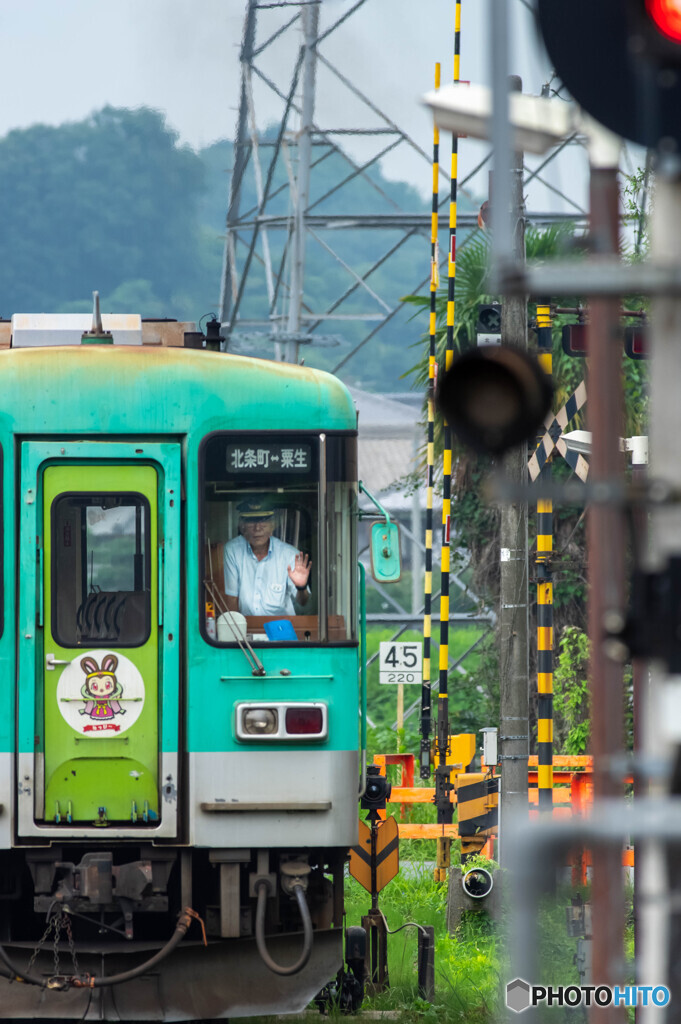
left=221, top=0, right=464, bottom=373
left=219, top=0, right=640, bottom=381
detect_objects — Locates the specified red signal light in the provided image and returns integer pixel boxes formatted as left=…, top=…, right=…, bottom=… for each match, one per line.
left=646, top=0, right=681, bottom=42
left=285, top=707, right=324, bottom=735
left=561, top=323, right=588, bottom=357
left=624, top=325, right=648, bottom=360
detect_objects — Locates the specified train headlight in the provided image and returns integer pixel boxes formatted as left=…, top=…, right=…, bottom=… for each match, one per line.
left=236, top=702, right=328, bottom=741
left=242, top=707, right=278, bottom=735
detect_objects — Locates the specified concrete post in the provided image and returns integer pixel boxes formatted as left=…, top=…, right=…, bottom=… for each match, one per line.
left=641, top=161, right=681, bottom=1024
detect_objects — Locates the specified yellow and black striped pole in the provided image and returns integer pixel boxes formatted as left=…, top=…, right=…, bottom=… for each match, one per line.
left=536, top=301, right=554, bottom=812
left=420, top=62, right=441, bottom=782
left=435, top=1, right=462, bottom=848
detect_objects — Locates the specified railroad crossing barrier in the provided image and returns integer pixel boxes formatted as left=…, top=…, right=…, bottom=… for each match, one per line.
left=373, top=751, right=598, bottom=833
left=370, top=750, right=636, bottom=875
left=369, top=750, right=633, bottom=886
left=372, top=740, right=498, bottom=867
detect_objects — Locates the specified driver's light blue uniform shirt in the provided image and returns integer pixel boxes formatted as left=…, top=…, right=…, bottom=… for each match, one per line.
left=223, top=535, right=301, bottom=616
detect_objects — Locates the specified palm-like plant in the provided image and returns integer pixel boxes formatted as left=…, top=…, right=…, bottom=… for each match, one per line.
left=404, top=221, right=646, bottom=624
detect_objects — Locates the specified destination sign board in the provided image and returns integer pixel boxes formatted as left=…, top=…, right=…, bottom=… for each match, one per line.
left=226, top=442, right=312, bottom=474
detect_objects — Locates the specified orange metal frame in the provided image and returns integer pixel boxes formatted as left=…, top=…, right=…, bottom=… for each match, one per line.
left=371, top=751, right=633, bottom=874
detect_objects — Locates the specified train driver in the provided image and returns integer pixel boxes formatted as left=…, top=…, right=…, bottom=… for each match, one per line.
left=223, top=498, right=312, bottom=616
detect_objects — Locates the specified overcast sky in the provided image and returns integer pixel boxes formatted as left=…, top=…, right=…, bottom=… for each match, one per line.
left=0, top=0, right=591, bottom=210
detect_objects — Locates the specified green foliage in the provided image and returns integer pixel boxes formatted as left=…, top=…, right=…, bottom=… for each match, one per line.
left=622, top=340, right=649, bottom=436
left=553, top=627, right=591, bottom=754
left=364, top=624, right=486, bottom=755
left=344, top=859, right=503, bottom=1022
left=433, top=929, right=502, bottom=1021
left=0, top=107, right=210, bottom=319
left=0, top=108, right=443, bottom=391
left=623, top=164, right=652, bottom=258
left=460, top=852, right=499, bottom=875
left=536, top=888, right=583, bottom=988
left=554, top=627, right=634, bottom=754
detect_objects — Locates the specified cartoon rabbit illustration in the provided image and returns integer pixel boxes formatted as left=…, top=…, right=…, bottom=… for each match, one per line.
left=79, top=655, right=126, bottom=720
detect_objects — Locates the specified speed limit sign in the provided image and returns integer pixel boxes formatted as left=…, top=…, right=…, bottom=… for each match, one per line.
left=379, top=642, right=423, bottom=685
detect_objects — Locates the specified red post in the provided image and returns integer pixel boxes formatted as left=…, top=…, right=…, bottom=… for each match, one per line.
left=586, top=150, right=626, bottom=1021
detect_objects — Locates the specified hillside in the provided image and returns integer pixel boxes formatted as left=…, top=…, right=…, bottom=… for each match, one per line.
left=0, top=105, right=474, bottom=391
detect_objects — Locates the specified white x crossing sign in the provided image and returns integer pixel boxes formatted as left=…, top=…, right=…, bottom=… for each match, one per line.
left=528, top=381, right=588, bottom=481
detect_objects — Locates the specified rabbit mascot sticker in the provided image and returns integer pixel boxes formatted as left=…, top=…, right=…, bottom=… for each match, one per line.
left=57, top=651, right=145, bottom=736
left=80, top=655, right=125, bottom=722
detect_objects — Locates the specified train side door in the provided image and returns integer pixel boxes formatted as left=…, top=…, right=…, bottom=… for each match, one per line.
left=17, top=442, right=181, bottom=835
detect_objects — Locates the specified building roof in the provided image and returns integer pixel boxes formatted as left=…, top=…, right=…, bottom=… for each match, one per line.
left=349, top=388, right=425, bottom=503
left=349, top=387, right=422, bottom=439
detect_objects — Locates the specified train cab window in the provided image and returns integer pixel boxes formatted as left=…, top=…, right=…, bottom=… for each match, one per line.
left=52, top=494, right=151, bottom=647
left=201, top=433, right=357, bottom=643
left=0, top=446, right=3, bottom=639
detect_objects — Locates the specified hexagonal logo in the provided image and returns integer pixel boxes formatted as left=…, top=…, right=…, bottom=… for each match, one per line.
left=506, top=978, right=531, bottom=1013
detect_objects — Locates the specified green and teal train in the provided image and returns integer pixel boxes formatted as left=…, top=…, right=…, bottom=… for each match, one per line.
left=0, top=313, right=366, bottom=1019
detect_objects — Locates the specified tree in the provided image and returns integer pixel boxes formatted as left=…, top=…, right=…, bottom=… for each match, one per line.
left=406, top=226, right=587, bottom=621
left=406, top=222, right=648, bottom=749
left=0, top=107, right=208, bottom=318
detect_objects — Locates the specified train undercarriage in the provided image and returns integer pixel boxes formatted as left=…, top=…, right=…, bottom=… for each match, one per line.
left=0, top=844, right=353, bottom=1020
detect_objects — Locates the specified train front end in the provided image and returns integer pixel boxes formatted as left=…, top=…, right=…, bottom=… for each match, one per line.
left=0, top=314, right=362, bottom=1020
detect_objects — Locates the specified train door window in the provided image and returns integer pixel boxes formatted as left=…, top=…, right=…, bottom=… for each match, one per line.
left=325, top=435, right=358, bottom=641
left=202, top=433, right=355, bottom=643
left=52, top=493, right=151, bottom=647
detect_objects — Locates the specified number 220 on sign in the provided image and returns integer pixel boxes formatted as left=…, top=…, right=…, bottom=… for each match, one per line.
left=379, top=642, right=423, bottom=684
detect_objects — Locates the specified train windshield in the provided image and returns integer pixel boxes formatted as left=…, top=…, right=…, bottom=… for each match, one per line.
left=201, top=433, right=357, bottom=643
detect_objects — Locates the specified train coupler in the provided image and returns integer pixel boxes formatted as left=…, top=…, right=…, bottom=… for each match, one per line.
left=314, top=925, right=366, bottom=1015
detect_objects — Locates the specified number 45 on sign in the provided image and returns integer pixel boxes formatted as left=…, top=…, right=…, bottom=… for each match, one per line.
left=379, top=642, right=423, bottom=685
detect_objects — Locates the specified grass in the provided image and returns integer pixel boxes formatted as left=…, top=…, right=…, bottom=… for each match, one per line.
left=344, top=860, right=503, bottom=1022
left=231, top=855, right=503, bottom=1024
left=232, top=865, right=639, bottom=1023
left=232, top=613, right=634, bottom=1021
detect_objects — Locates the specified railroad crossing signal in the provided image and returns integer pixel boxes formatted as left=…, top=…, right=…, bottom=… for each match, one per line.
left=562, top=322, right=648, bottom=360
left=536, top=0, right=681, bottom=150
left=625, top=325, right=647, bottom=360
left=476, top=303, right=502, bottom=346
left=561, top=324, right=588, bottom=358
left=528, top=381, right=589, bottom=482
left=437, top=346, right=553, bottom=456
left=349, top=816, right=399, bottom=894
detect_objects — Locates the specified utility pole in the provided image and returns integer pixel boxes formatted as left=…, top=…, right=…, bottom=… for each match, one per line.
left=584, top=119, right=626, bottom=1023
left=498, top=75, right=529, bottom=863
